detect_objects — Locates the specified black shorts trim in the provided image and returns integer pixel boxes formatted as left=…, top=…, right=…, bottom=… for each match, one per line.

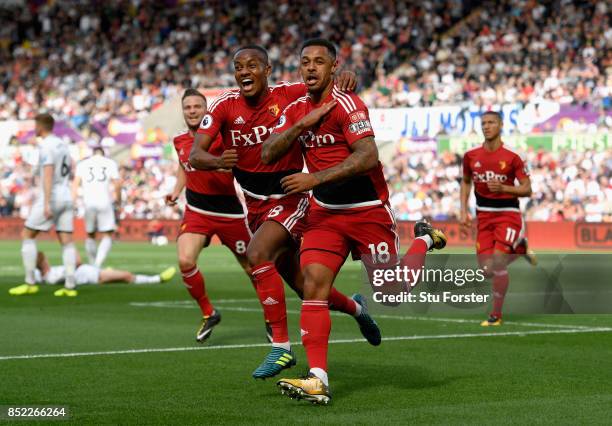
left=475, top=193, right=519, bottom=209
left=233, top=167, right=301, bottom=197
left=186, top=189, right=244, bottom=215
left=313, top=175, right=379, bottom=207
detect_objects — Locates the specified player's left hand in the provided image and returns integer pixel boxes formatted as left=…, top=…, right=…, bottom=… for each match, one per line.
left=280, top=173, right=318, bottom=194
left=487, top=180, right=505, bottom=193
left=335, top=70, right=357, bottom=92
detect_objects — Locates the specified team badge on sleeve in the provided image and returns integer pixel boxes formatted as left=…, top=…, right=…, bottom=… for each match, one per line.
left=348, top=111, right=372, bottom=135
left=275, top=114, right=286, bottom=129
left=200, top=114, right=213, bottom=130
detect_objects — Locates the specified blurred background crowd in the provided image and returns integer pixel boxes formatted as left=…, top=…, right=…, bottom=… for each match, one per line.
left=0, top=0, right=610, bottom=222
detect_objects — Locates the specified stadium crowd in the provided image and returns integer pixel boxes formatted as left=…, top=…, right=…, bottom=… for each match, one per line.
left=386, top=148, right=612, bottom=222
left=2, top=0, right=610, bottom=123
left=0, top=0, right=610, bottom=223
left=2, top=147, right=610, bottom=222
left=362, top=0, right=612, bottom=110
left=0, top=0, right=465, bottom=124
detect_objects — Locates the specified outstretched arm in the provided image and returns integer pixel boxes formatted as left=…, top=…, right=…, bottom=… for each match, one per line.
left=280, top=136, right=378, bottom=194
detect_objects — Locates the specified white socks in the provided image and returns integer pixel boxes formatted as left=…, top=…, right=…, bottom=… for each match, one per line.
left=272, top=341, right=291, bottom=351
left=95, top=236, right=112, bottom=268
left=21, top=239, right=38, bottom=285
left=133, top=274, right=161, bottom=285
left=62, top=243, right=77, bottom=289
left=353, top=300, right=363, bottom=317
left=309, top=368, right=329, bottom=387
left=85, top=238, right=97, bottom=264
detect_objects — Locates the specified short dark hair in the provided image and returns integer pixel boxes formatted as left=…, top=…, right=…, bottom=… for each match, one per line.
left=482, top=110, right=502, bottom=122
left=35, top=113, right=54, bottom=131
left=182, top=88, right=206, bottom=103
left=233, top=45, right=269, bottom=64
left=93, top=146, right=105, bottom=156
left=301, top=38, right=336, bottom=60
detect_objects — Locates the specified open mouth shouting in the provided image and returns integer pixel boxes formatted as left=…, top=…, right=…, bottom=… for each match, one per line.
left=305, top=74, right=319, bottom=86
left=241, top=78, right=255, bottom=92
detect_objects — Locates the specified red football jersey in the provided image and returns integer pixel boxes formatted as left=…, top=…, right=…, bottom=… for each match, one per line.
left=462, top=143, right=529, bottom=213
left=197, top=82, right=307, bottom=200
left=173, top=132, right=244, bottom=217
left=273, top=86, right=389, bottom=210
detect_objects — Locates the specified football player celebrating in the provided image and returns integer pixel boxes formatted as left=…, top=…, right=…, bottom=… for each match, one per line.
left=189, top=46, right=379, bottom=379
left=263, top=39, right=446, bottom=404
left=166, top=89, right=254, bottom=343
left=460, top=111, right=537, bottom=327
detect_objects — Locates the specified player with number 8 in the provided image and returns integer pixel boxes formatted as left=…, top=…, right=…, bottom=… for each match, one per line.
left=166, top=89, right=256, bottom=343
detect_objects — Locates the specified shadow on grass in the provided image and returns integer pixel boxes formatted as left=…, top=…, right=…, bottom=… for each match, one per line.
left=332, top=356, right=463, bottom=398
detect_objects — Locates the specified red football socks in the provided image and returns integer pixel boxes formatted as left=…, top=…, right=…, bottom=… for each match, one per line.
left=401, top=237, right=428, bottom=289
left=301, top=300, right=331, bottom=371
left=252, top=262, right=289, bottom=343
left=491, top=270, right=510, bottom=317
left=328, top=288, right=357, bottom=316
left=181, top=266, right=214, bottom=317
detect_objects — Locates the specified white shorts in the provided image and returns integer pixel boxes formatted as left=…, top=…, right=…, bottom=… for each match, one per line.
left=25, top=198, right=73, bottom=233
left=84, top=205, right=116, bottom=233
left=43, top=264, right=100, bottom=286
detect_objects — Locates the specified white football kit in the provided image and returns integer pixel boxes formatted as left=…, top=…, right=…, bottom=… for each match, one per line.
left=75, top=155, right=119, bottom=233
left=25, top=135, right=74, bottom=232
left=35, top=264, right=100, bottom=286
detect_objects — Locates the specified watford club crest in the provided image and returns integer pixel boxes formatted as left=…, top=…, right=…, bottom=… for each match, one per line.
left=499, top=160, right=507, bottom=170
left=268, top=104, right=280, bottom=117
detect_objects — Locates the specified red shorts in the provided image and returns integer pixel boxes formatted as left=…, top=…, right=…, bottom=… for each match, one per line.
left=300, top=203, right=399, bottom=275
left=476, top=210, right=524, bottom=254
left=246, top=194, right=309, bottom=242
left=179, top=207, right=251, bottom=257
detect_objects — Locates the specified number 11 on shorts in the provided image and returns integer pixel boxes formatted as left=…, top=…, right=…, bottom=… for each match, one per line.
left=505, top=227, right=517, bottom=243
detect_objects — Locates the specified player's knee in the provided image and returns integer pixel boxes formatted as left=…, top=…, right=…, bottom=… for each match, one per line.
left=177, top=255, right=196, bottom=271
left=22, top=228, right=36, bottom=240
left=492, top=250, right=509, bottom=272
left=246, top=244, right=272, bottom=267
left=302, top=265, right=330, bottom=300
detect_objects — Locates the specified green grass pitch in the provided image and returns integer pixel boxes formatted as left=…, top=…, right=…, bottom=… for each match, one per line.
left=1, top=240, right=612, bottom=424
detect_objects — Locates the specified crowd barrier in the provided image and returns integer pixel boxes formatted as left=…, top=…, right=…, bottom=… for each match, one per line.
left=1, top=218, right=609, bottom=250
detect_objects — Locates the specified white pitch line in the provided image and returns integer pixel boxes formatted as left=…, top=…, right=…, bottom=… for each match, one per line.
left=1, top=327, right=610, bottom=362
left=129, top=301, right=593, bottom=329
